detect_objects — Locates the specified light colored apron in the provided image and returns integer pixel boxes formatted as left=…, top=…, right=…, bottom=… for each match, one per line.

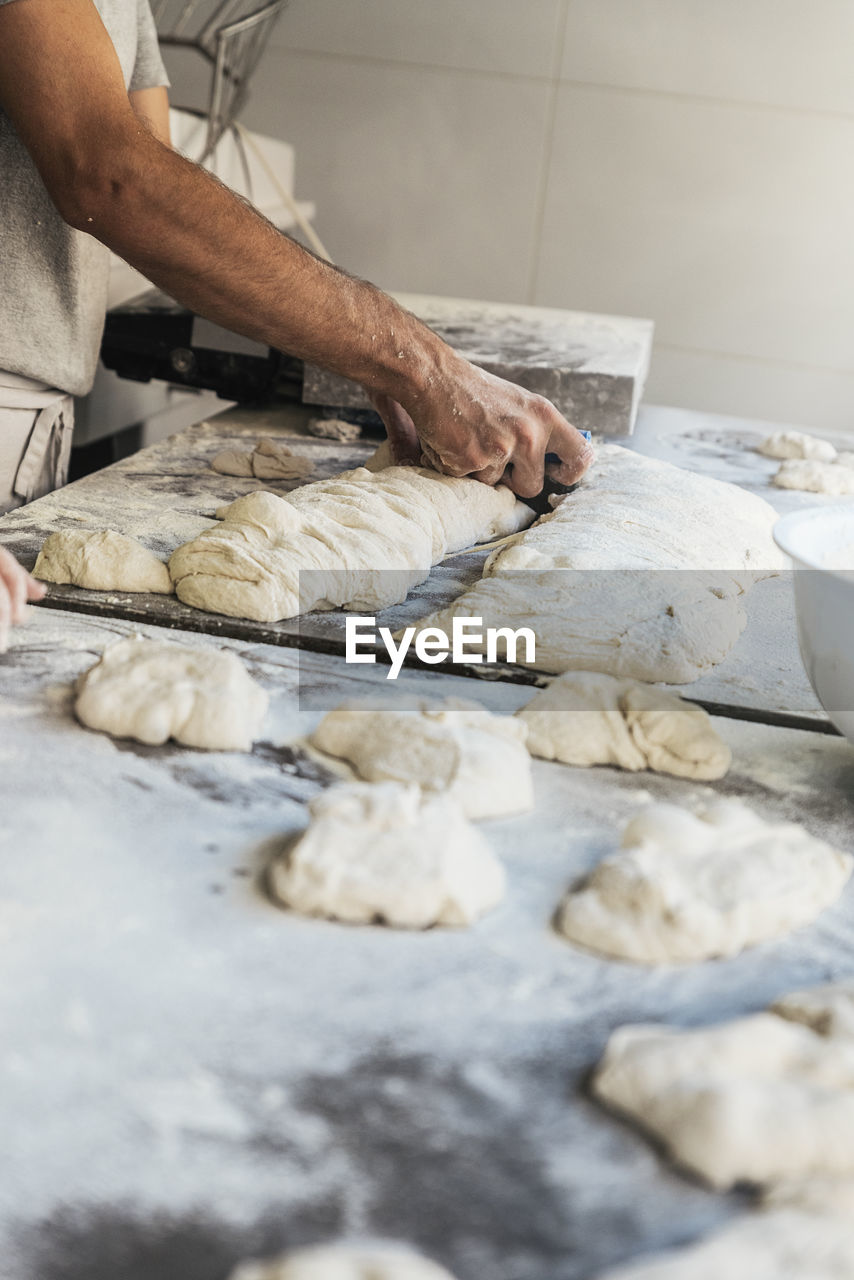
left=0, top=396, right=74, bottom=514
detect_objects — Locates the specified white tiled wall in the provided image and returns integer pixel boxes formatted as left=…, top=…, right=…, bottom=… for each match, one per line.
left=238, top=0, right=854, bottom=431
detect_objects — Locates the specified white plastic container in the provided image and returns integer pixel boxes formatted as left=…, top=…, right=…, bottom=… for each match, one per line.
left=774, top=504, right=854, bottom=745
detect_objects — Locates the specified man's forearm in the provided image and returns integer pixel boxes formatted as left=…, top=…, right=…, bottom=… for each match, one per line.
left=70, top=129, right=450, bottom=413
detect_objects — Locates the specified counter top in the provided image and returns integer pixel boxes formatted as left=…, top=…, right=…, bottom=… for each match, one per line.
left=3, top=604, right=854, bottom=1279
left=0, top=401, right=836, bottom=729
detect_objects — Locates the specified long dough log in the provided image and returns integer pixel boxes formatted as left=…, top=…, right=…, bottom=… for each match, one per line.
left=409, top=445, right=786, bottom=684
left=169, top=463, right=533, bottom=622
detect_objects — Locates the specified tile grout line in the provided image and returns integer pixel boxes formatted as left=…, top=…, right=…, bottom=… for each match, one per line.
left=559, top=76, right=854, bottom=123
left=655, top=340, right=854, bottom=379
left=525, top=0, right=571, bottom=305
left=268, top=43, right=854, bottom=124
left=266, top=42, right=559, bottom=86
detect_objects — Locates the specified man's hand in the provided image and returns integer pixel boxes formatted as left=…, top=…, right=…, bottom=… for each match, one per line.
left=0, top=548, right=45, bottom=652
left=370, top=358, right=594, bottom=498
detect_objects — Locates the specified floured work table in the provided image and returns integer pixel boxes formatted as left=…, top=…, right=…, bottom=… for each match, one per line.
left=2, top=402, right=854, bottom=1279
left=0, top=401, right=840, bottom=730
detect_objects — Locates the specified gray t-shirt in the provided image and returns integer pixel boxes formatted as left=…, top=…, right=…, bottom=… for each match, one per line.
left=0, top=0, right=169, bottom=395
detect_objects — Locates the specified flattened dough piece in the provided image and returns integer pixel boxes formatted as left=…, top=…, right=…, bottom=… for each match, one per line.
left=773, top=458, right=854, bottom=495
left=230, top=1242, right=456, bottom=1280
left=75, top=636, right=268, bottom=750
left=410, top=445, right=785, bottom=683
left=252, top=438, right=315, bottom=480
left=517, top=671, right=730, bottom=779
left=34, top=529, right=173, bottom=594
left=311, top=697, right=533, bottom=820
left=307, top=416, right=362, bottom=443
left=757, top=430, right=837, bottom=462
left=597, top=1206, right=854, bottom=1279
left=592, top=1002, right=854, bottom=1189
left=170, top=463, right=533, bottom=622
left=210, top=448, right=255, bottom=477
left=211, top=438, right=315, bottom=480
left=558, top=799, right=851, bottom=964
left=267, top=782, right=505, bottom=928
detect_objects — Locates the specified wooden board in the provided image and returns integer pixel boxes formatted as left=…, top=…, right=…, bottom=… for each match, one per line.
left=0, top=403, right=832, bottom=730
left=3, top=604, right=854, bottom=1278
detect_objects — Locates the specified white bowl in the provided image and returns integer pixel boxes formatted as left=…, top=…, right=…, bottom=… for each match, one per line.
left=774, top=504, right=854, bottom=744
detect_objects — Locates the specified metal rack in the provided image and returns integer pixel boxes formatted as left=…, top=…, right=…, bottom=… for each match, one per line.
left=152, top=0, right=290, bottom=161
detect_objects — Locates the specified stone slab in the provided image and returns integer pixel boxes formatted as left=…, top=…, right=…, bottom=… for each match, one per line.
left=302, top=293, right=654, bottom=437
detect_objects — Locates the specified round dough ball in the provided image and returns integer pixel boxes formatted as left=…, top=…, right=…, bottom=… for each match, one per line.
left=75, top=636, right=268, bottom=751
left=268, top=781, right=506, bottom=928
left=311, top=698, right=533, bottom=820
left=592, top=1003, right=854, bottom=1190
left=757, top=430, right=837, bottom=462
left=557, top=799, right=853, bottom=964
left=773, top=458, right=854, bottom=495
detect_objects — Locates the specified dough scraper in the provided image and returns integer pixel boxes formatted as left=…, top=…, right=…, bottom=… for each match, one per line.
left=521, top=430, right=592, bottom=516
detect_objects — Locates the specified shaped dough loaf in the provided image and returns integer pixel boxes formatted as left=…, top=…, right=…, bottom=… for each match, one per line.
left=517, top=671, right=730, bottom=779
left=34, top=529, right=173, bottom=594
left=757, top=430, right=837, bottom=462
left=409, top=445, right=785, bottom=684
left=75, top=636, right=268, bottom=750
left=229, top=1243, right=455, bottom=1280
left=592, top=981, right=854, bottom=1189
left=557, top=799, right=851, bottom=964
left=311, top=697, right=533, bottom=820
left=596, top=1204, right=854, bottom=1279
left=267, top=782, right=505, bottom=928
left=169, top=464, right=533, bottom=622
left=211, top=437, right=315, bottom=480
left=773, top=458, right=854, bottom=495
